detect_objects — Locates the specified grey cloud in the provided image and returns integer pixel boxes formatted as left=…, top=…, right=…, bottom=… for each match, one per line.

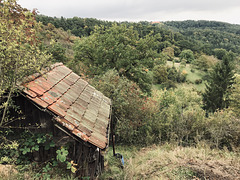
left=18, top=0, right=240, bottom=24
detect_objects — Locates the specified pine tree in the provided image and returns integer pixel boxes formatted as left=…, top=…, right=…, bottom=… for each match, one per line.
left=202, top=53, right=235, bottom=113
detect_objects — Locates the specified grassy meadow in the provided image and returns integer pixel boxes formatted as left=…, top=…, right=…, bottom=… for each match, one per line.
left=100, top=144, right=240, bottom=180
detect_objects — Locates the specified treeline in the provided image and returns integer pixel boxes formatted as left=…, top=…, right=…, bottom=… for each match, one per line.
left=36, top=16, right=240, bottom=57
left=164, top=20, right=240, bottom=54
left=164, top=20, right=240, bottom=34
left=1, top=1, right=240, bottom=179
left=36, top=15, right=211, bottom=56
left=36, top=15, right=113, bottom=37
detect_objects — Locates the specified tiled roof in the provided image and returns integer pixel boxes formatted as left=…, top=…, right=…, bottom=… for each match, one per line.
left=18, top=63, right=111, bottom=149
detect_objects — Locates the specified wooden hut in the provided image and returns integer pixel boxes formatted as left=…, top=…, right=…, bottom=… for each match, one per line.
left=11, top=63, right=111, bottom=179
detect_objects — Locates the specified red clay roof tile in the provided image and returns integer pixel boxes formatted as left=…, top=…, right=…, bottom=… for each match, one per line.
left=77, top=123, right=92, bottom=137
left=19, top=63, right=111, bottom=149
left=65, top=114, right=81, bottom=128
left=55, top=117, right=74, bottom=131
left=89, top=132, right=107, bottom=149
left=66, top=107, right=84, bottom=121
left=40, top=91, right=58, bottom=105
left=72, top=128, right=89, bottom=142
left=27, top=96, right=49, bottom=108
left=23, top=89, right=37, bottom=98
left=26, top=81, right=46, bottom=96
left=53, top=80, right=70, bottom=94
left=48, top=103, right=67, bottom=117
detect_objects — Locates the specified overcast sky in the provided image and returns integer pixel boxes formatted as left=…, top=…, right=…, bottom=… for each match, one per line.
left=18, top=0, right=240, bottom=25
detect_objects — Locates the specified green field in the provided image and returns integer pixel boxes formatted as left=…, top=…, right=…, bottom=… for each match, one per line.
left=166, top=61, right=206, bottom=91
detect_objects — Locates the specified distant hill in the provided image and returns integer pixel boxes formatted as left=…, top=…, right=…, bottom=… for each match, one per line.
left=163, top=20, right=240, bottom=54
left=164, top=20, right=240, bottom=34
left=36, top=16, right=240, bottom=56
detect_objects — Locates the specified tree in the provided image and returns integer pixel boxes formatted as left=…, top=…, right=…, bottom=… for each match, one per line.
left=179, top=49, right=195, bottom=63
left=192, top=54, right=218, bottom=71
left=153, top=65, right=168, bottom=84
left=91, top=70, right=147, bottom=144
left=202, top=53, right=235, bottom=113
left=158, top=87, right=206, bottom=144
left=213, top=48, right=227, bottom=60
left=47, top=40, right=67, bottom=63
left=230, top=75, right=240, bottom=115
left=74, top=24, right=160, bottom=94
left=0, top=0, right=49, bottom=126
left=162, top=47, right=174, bottom=61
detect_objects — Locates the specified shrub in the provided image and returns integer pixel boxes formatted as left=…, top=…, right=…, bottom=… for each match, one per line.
left=230, top=75, right=240, bottom=115
left=192, top=55, right=218, bottom=71
left=178, top=70, right=187, bottom=83
left=206, top=109, right=240, bottom=150
left=161, top=80, right=177, bottom=89
left=195, top=79, right=202, bottom=84
left=156, top=87, right=206, bottom=145
left=91, top=70, right=154, bottom=144
left=167, top=66, right=178, bottom=82
left=179, top=49, right=195, bottom=63
left=153, top=65, right=168, bottom=84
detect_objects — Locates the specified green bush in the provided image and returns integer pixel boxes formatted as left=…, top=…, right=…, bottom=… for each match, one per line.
left=153, top=65, right=168, bottom=84
left=161, top=80, right=177, bottom=90
left=195, top=79, right=203, bottom=84
left=156, top=87, right=206, bottom=145
left=206, top=109, right=240, bottom=150
left=92, top=70, right=240, bottom=149
left=91, top=70, right=151, bottom=144
left=179, top=49, right=195, bottom=63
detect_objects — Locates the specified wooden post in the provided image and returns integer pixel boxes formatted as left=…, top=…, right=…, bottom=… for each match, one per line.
left=110, top=115, right=116, bottom=156
left=112, top=134, right=116, bottom=156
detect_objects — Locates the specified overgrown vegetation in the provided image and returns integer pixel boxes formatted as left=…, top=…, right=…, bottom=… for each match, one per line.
left=100, top=144, right=240, bottom=179
left=0, top=0, right=50, bottom=126
left=0, top=130, right=77, bottom=179
left=1, top=0, right=240, bottom=179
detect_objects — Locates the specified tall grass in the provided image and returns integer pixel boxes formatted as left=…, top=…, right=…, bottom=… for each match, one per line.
left=100, top=143, right=240, bottom=180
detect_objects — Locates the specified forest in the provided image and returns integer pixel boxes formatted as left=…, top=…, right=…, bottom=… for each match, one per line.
left=0, top=0, right=240, bottom=179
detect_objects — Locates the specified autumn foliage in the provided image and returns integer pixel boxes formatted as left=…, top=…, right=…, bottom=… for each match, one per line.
left=0, top=0, right=50, bottom=125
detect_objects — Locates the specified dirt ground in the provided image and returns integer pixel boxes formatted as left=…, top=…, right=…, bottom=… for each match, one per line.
left=0, top=164, right=18, bottom=179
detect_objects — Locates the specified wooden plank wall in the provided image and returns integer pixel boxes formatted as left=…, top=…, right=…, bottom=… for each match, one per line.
left=12, top=95, right=104, bottom=179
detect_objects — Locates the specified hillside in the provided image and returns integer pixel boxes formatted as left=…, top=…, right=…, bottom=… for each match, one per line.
left=1, top=1, right=240, bottom=179
left=164, top=20, right=240, bottom=54
left=36, top=16, right=240, bottom=57
left=164, top=20, right=240, bottom=34
left=100, top=144, right=240, bottom=180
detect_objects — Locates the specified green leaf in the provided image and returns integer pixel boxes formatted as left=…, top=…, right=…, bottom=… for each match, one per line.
left=56, top=148, right=69, bottom=162
left=49, top=141, right=55, bottom=148
left=32, top=145, right=39, bottom=151
left=66, top=161, right=71, bottom=169
left=20, top=147, right=30, bottom=155
left=52, top=160, right=58, bottom=167
left=71, top=166, right=77, bottom=173
left=37, top=137, right=43, bottom=144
